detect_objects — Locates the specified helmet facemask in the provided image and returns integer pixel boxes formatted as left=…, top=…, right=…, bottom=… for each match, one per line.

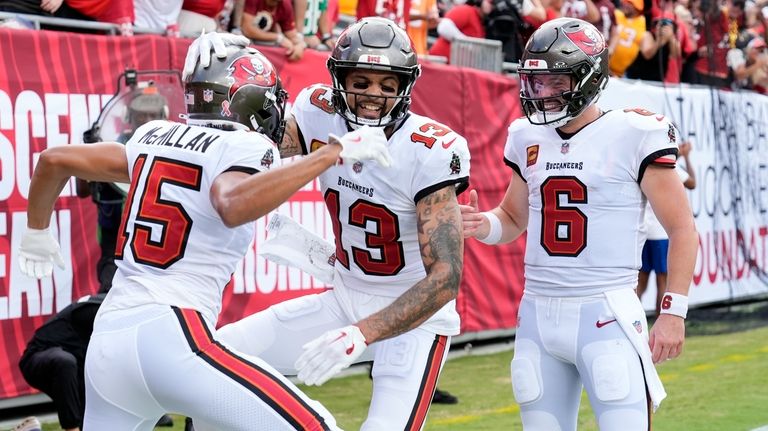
left=520, top=57, right=607, bottom=128
left=327, top=17, right=421, bottom=129
left=329, top=66, right=415, bottom=128
left=518, top=18, right=610, bottom=128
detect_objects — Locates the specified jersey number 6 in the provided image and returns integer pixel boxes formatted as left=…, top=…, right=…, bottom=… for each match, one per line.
left=540, top=176, right=588, bottom=257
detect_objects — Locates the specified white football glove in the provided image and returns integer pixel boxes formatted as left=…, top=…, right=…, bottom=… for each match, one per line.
left=19, top=228, right=66, bottom=279
left=328, top=126, right=393, bottom=168
left=295, top=325, right=368, bottom=386
left=182, top=30, right=251, bottom=81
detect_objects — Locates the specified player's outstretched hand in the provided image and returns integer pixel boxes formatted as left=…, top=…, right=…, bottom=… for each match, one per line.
left=19, top=228, right=66, bottom=279
left=295, top=325, right=367, bottom=386
left=183, top=30, right=251, bottom=80
left=328, top=126, right=393, bottom=168
left=459, top=189, right=486, bottom=238
left=649, top=314, right=685, bottom=364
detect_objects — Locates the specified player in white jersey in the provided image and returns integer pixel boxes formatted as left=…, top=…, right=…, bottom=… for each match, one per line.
left=185, top=17, right=470, bottom=431
left=460, top=18, right=698, bottom=430
left=19, top=45, right=393, bottom=431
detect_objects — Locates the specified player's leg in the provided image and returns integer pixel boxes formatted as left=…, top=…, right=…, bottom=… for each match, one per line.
left=19, top=347, right=83, bottom=430
left=83, top=308, right=169, bottom=431
left=577, top=299, right=650, bottom=431
left=512, top=294, right=582, bottom=431
left=144, top=307, right=340, bottom=431
left=636, top=241, right=653, bottom=299
left=215, top=290, right=348, bottom=374
left=651, top=239, right=670, bottom=317
left=362, top=329, right=449, bottom=431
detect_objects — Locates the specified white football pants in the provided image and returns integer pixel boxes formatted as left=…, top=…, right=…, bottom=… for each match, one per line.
left=83, top=304, right=340, bottom=431
left=216, top=289, right=451, bottom=431
left=511, top=291, right=651, bottom=431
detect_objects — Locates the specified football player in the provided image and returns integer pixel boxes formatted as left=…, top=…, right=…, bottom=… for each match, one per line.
left=185, top=17, right=470, bottom=430
left=19, top=45, right=392, bottom=431
left=460, top=18, right=698, bottom=430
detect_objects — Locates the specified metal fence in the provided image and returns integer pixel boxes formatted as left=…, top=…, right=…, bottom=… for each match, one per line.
left=450, top=36, right=504, bottom=74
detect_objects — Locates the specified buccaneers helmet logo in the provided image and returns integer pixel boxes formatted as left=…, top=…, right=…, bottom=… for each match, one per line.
left=226, top=55, right=277, bottom=100
left=563, top=26, right=605, bottom=56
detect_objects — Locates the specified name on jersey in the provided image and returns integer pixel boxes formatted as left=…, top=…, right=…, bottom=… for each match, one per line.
left=136, top=125, right=220, bottom=153
left=545, top=161, right=583, bottom=170
left=338, top=176, right=374, bottom=197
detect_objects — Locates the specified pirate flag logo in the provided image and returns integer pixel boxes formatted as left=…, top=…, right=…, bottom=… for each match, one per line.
left=261, top=148, right=274, bottom=168
left=450, top=152, right=461, bottom=175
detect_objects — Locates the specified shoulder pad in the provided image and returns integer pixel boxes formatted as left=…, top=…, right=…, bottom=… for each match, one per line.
left=295, top=84, right=336, bottom=115
left=620, top=108, right=671, bottom=131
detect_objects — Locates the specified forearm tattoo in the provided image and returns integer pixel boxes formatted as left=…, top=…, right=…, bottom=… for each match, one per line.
left=363, top=186, right=464, bottom=341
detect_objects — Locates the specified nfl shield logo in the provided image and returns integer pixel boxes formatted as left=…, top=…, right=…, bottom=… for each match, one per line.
left=633, top=320, right=643, bottom=333
left=203, top=88, right=214, bottom=103
left=353, top=161, right=363, bottom=173
left=561, top=142, right=570, bottom=154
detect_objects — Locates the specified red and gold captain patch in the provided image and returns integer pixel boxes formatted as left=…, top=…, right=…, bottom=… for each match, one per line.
left=526, top=145, right=539, bottom=167
left=310, top=139, right=326, bottom=153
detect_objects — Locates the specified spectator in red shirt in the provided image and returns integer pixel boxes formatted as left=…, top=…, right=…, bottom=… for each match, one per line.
left=429, top=0, right=492, bottom=61
left=241, top=0, right=305, bottom=60
left=693, top=0, right=742, bottom=87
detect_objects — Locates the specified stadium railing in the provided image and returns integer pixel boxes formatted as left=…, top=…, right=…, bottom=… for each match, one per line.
left=450, top=36, right=504, bottom=74
left=0, top=11, right=182, bottom=37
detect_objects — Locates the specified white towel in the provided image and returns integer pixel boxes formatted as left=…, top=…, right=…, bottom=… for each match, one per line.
left=258, top=213, right=336, bottom=285
left=604, top=288, right=667, bottom=411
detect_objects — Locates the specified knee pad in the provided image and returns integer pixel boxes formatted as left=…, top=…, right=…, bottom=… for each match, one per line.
left=586, top=342, right=631, bottom=402
left=511, top=339, right=542, bottom=405
left=591, top=353, right=630, bottom=402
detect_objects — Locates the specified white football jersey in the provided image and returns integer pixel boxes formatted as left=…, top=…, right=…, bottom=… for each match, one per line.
left=292, top=84, right=471, bottom=299
left=102, top=120, right=280, bottom=325
left=504, top=109, right=678, bottom=296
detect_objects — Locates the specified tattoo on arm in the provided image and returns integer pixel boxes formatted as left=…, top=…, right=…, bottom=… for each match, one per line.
left=278, top=116, right=303, bottom=158
left=360, top=186, right=464, bottom=341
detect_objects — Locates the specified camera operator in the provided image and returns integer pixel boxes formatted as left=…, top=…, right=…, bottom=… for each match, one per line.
left=485, top=0, right=534, bottom=62
left=625, top=14, right=681, bottom=82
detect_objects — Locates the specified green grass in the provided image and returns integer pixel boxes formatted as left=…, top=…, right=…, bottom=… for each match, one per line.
left=36, top=325, right=768, bottom=431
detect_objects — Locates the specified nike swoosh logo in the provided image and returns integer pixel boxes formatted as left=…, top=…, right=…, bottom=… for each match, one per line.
left=442, top=137, right=457, bottom=149
left=596, top=319, right=617, bottom=328
left=331, top=332, right=347, bottom=343
left=349, top=136, right=362, bottom=143
left=655, top=115, right=665, bottom=121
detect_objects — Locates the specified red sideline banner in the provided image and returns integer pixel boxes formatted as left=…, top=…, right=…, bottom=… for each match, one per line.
left=0, top=28, right=524, bottom=399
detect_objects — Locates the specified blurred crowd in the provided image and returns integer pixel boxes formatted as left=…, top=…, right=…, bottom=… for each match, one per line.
left=1, top=0, right=767, bottom=89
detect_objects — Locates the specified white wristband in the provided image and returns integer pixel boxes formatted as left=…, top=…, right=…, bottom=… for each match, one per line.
left=476, top=211, right=502, bottom=245
left=275, top=33, right=284, bottom=45
left=659, top=292, right=688, bottom=319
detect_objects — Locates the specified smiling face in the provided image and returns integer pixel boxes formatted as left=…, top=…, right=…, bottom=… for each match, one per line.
left=343, top=69, right=401, bottom=121
left=522, top=73, right=573, bottom=112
